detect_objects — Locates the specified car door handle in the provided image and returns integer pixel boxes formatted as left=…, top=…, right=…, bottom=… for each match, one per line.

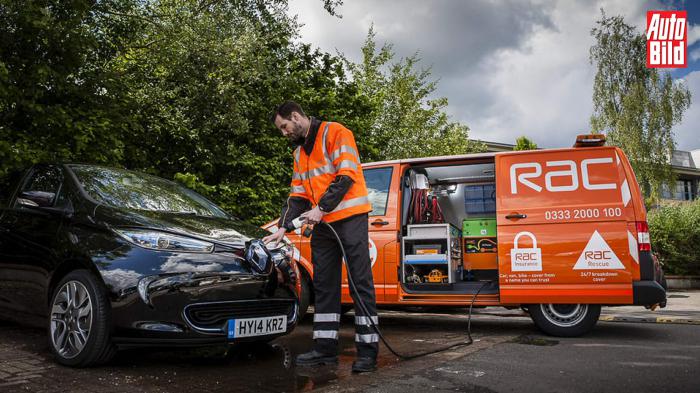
left=505, top=213, right=527, bottom=220
left=371, top=219, right=390, bottom=226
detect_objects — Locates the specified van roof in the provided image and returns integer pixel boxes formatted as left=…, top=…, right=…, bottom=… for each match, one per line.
left=363, top=152, right=497, bottom=168
left=362, top=146, right=617, bottom=168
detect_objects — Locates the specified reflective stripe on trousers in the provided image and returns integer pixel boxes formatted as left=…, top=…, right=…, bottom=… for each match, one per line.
left=354, top=315, right=379, bottom=325
left=313, top=330, right=339, bottom=340
left=355, top=333, right=379, bottom=343
left=314, top=313, right=341, bottom=323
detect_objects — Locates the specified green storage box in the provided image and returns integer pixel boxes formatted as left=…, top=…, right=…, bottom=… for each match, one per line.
left=462, top=219, right=497, bottom=237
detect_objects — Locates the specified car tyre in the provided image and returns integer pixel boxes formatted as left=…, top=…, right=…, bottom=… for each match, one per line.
left=48, top=270, right=116, bottom=367
left=528, top=303, right=600, bottom=337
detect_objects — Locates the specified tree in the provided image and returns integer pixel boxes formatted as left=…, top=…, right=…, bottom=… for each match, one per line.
left=589, top=11, right=691, bottom=201
left=0, top=0, right=137, bottom=179
left=112, top=0, right=373, bottom=224
left=0, top=1, right=476, bottom=225
left=514, top=136, right=538, bottom=151
left=346, top=28, right=484, bottom=161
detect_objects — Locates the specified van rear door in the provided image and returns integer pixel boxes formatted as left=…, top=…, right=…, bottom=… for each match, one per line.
left=495, top=147, right=635, bottom=304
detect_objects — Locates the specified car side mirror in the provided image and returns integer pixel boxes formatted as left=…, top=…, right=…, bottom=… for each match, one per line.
left=18, top=191, right=56, bottom=208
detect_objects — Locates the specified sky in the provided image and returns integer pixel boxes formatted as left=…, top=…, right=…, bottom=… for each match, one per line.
left=287, top=0, right=700, bottom=151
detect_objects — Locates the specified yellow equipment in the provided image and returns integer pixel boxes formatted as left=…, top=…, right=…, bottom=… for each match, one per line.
left=426, top=269, right=448, bottom=283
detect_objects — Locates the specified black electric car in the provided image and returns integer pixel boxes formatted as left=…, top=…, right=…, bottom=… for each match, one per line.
left=0, top=164, right=300, bottom=367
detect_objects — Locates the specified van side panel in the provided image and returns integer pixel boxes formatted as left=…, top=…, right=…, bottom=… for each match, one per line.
left=496, top=147, right=634, bottom=304
left=616, top=148, right=645, bottom=281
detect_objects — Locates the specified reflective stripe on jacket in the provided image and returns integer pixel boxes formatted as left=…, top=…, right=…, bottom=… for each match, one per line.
left=289, top=121, right=371, bottom=223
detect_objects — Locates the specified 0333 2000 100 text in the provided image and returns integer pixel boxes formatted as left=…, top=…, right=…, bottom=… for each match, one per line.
left=544, top=207, right=623, bottom=221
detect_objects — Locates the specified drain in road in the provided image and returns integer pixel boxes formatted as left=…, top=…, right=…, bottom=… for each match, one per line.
left=509, top=335, right=559, bottom=346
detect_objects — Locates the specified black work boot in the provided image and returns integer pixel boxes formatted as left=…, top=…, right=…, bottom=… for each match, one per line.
left=351, top=357, right=377, bottom=373
left=295, top=350, right=338, bottom=366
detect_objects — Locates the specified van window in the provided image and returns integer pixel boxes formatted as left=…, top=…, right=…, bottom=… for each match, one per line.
left=364, top=167, right=393, bottom=216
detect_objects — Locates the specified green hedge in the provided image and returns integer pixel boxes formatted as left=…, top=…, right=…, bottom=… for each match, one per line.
left=648, top=199, right=700, bottom=276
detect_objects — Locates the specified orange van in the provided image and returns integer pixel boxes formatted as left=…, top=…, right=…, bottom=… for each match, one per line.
left=264, top=135, right=667, bottom=337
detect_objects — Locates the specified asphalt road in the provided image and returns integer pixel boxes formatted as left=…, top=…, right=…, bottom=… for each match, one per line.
left=0, top=309, right=698, bottom=393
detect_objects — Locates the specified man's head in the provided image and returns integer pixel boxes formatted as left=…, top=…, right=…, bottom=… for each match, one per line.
left=270, top=101, right=310, bottom=145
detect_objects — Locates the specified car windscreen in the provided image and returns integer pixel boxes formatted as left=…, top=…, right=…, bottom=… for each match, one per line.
left=69, top=165, right=229, bottom=218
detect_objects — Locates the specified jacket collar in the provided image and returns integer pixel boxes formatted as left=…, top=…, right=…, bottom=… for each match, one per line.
left=301, top=117, right=322, bottom=155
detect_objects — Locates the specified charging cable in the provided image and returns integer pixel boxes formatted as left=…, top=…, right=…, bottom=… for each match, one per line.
left=292, top=217, right=489, bottom=360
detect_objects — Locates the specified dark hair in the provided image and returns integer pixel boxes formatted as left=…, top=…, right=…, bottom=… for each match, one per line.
left=270, top=101, right=306, bottom=124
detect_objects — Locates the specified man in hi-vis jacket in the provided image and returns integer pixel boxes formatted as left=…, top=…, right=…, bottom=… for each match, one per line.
left=263, top=101, right=379, bottom=373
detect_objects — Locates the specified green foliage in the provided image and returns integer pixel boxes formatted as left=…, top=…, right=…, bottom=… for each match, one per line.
left=0, top=0, right=137, bottom=177
left=648, top=200, right=700, bottom=276
left=589, top=11, right=691, bottom=202
left=514, top=136, right=537, bottom=151
left=111, top=0, right=301, bottom=224
left=346, top=27, right=484, bottom=161
left=0, top=1, right=474, bottom=225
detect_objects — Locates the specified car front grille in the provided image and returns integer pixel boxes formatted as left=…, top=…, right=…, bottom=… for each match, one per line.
left=184, top=299, right=296, bottom=332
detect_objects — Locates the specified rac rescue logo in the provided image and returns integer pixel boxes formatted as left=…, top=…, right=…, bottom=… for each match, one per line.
left=573, top=230, right=625, bottom=270
left=646, top=10, right=687, bottom=68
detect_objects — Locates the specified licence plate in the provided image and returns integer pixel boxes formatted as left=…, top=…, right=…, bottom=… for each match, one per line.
left=227, top=315, right=287, bottom=339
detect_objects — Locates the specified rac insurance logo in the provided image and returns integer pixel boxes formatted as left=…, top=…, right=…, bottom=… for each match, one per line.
left=646, top=10, right=687, bottom=68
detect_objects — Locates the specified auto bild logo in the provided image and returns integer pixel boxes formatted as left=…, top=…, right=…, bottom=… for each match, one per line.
left=646, top=10, right=687, bottom=68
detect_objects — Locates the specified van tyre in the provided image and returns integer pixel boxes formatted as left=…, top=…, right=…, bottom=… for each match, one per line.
left=48, top=270, right=116, bottom=367
left=528, top=304, right=600, bottom=337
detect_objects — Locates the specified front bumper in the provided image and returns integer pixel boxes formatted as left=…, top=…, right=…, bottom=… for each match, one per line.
left=108, top=273, right=299, bottom=345
left=98, top=247, right=299, bottom=345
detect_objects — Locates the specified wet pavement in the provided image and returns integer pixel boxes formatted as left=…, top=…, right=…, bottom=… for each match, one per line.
left=1, top=293, right=699, bottom=392
left=0, top=310, right=517, bottom=392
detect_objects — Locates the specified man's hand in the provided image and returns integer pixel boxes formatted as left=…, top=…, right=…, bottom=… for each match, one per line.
left=262, top=227, right=286, bottom=246
left=299, top=206, right=325, bottom=225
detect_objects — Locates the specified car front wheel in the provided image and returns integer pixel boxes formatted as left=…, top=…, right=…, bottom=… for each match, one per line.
left=48, top=270, right=116, bottom=367
left=528, top=303, right=601, bottom=337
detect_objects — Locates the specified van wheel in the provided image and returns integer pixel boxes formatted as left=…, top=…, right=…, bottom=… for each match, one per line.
left=528, top=304, right=600, bottom=337
left=48, top=270, right=116, bottom=367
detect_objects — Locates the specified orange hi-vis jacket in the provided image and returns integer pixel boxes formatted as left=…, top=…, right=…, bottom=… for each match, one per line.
left=289, top=121, right=371, bottom=223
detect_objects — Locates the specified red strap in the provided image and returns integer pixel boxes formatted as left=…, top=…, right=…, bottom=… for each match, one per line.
left=431, top=196, right=444, bottom=223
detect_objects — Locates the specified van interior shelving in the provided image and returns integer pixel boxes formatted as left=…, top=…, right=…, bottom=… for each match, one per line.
left=400, top=161, right=500, bottom=295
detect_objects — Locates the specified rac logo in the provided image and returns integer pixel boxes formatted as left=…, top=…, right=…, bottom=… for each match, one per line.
left=585, top=251, right=612, bottom=260
left=515, top=253, right=539, bottom=261
left=510, top=158, right=617, bottom=194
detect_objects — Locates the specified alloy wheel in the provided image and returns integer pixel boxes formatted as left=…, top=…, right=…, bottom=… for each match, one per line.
left=50, top=281, right=93, bottom=359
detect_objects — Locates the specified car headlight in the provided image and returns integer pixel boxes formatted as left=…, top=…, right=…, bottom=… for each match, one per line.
left=245, top=239, right=273, bottom=274
left=115, top=229, right=214, bottom=253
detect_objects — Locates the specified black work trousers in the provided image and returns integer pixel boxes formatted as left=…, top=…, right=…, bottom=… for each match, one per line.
left=310, top=213, right=379, bottom=359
